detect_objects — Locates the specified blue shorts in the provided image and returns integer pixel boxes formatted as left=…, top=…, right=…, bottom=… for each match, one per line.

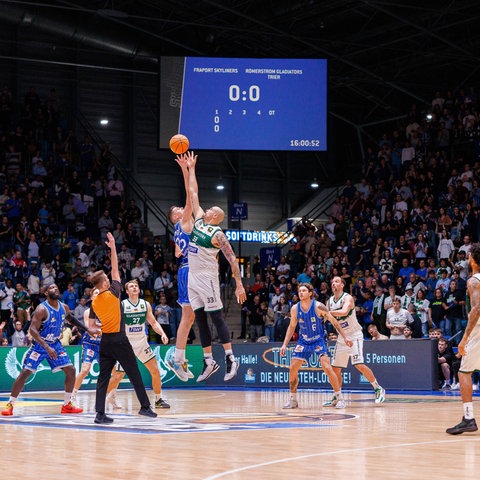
left=81, top=340, right=100, bottom=364
left=291, top=339, right=329, bottom=362
left=177, top=266, right=190, bottom=307
left=23, top=340, right=73, bottom=373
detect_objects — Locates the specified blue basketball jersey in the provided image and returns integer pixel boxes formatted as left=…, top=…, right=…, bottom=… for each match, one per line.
left=82, top=309, right=101, bottom=346
left=174, top=221, right=190, bottom=268
left=296, top=300, right=326, bottom=343
left=37, top=300, right=67, bottom=344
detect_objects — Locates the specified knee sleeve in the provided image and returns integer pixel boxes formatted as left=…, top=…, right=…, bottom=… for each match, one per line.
left=210, top=310, right=230, bottom=344
left=195, top=308, right=212, bottom=348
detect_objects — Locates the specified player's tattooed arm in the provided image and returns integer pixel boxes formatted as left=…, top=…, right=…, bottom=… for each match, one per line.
left=214, top=231, right=246, bottom=303
left=459, top=276, right=480, bottom=355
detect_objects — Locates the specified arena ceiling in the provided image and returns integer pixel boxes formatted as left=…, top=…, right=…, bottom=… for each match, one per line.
left=1, top=0, right=479, bottom=130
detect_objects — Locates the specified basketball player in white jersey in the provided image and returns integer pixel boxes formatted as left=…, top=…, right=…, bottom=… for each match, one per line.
left=186, top=152, right=246, bottom=382
left=326, top=276, right=386, bottom=406
left=106, top=279, right=170, bottom=409
left=446, top=243, right=480, bottom=434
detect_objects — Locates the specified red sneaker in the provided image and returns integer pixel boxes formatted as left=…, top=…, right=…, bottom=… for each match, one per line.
left=61, top=402, right=83, bottom=414
left=1, top=402, right=13, bottom=416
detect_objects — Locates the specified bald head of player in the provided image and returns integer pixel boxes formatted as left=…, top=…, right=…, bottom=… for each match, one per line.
left=203, top=206, right=225, bottom=225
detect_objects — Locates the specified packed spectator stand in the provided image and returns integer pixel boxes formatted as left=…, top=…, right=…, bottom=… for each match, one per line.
left=1, top=82, right=480, bottom=392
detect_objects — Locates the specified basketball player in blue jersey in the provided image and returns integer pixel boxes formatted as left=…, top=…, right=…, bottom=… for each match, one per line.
left=71, top=288, right=101, bottom=406
left=447, top=243, right=480, bottom=435
left=186, top=152, right=246, bottom=382
left=326, top=276, right=386, bottom=407
left=166, top=151, right=196, bottom=381
left=1, top=284, right=100, bottom=416
left=280, top=283, right=353, bottom=409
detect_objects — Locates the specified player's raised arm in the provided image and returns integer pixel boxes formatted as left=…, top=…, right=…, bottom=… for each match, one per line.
left=213, top=230, right=246, bottom=304
left=105, top=232, right=120, bottom=282
left=176, top=151, right=195, bottom=228
left=186, top=152, right=204, bottom=220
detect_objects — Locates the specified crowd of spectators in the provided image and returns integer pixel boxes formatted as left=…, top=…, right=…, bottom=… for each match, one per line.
left=2, top=82, right=480, bottom=373
left=240, top=87, right=480, bottom=364
left=0, top=83, right=188, bottom=346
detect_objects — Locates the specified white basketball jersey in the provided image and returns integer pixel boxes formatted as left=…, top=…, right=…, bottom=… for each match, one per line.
left=328, top=292, right=362, bottom=336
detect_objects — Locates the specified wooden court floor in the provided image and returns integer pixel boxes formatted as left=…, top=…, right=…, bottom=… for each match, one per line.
left=1, top=388, right=479, bottom=480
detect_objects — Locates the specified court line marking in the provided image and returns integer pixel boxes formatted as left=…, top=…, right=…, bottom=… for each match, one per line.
left=202, top=437, right=480, bottom=479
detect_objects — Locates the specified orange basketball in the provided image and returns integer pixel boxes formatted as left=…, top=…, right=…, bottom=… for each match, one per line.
left=169, top=134, right=189, bottom=154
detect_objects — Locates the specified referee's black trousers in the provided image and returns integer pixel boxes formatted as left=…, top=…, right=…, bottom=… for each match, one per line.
left=95, top=332, right=151, bottom=414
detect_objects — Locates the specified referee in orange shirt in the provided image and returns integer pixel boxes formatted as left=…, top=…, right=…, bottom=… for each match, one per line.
left=90, top=232, right=156, bottom=424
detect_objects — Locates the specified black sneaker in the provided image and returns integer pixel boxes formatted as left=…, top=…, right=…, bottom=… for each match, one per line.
left=196, top=359, right=220, bottom=382
left=446, top=417, right=478, bottom=435
left=138, top=407, right=158, bottom=418
left=155, top=398, right=170, bottom=409
left=94, top=413, right=114, bottom=424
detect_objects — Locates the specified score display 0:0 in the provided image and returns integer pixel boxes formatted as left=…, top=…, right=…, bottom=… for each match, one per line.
left=228, top=85, right=260, bottom=102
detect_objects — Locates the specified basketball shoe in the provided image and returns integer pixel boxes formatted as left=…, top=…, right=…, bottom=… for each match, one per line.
left=61, top=402, right=83, bottom=414
left=375, top=387, right=386, bottom=404
left=282, top=399, right=299, bottom=409
left=167, top=358, right=189, bottom=382
left=446, top=417, right=478, bottom=435
left=106, top=391, right=123, bottom=410
left=224, top=354, right=239, bottom=381
left=197, top=359, right=220, bottom=382
left=1, top=402, right=14, bottom=416
left=323, top=395, right=339, bottom=407
left=155, top=398, right=171, bottom=409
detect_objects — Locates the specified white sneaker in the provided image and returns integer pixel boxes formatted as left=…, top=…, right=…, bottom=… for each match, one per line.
left=224, top=354, right=239, bottom=381
left=323, top=395, right=338, bottom=407
left=375, top=387, right=386, bottom=404
left=450, top=382, right=460, bottom=390
left=335, top=399, right=346, bottom=409
left=282, top=399, right=299, bottom=409
left=196, top=360, right=220, bottom=382
left=166, top=359, right=189, bottom=382
left=106, top=391, right=123, bottom=410
left=183, top=361, right=194, bottom=379
left=473, top=384, right=479, bottom=391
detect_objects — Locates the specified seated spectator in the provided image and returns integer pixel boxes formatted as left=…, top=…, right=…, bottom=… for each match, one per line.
left=153, top=294, right=172, bottom=342
left=403, top=325, right=413, bottom=340
left=5, top=309, right=31, bottom=346
left=386, top=298, right=414, bottom=339
left=437, top=336, right=453, bottom=389
left=367, top=323, right=389, bottom=340
left=263, top=301, right=275, bottom=342
left=61, top=282, right=78, bottom=311
left=13, top=283, right=30, bottom=324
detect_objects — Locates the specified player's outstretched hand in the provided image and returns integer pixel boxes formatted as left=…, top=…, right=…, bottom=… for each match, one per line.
left=185, top=150, right=197, bottom=168
left=175, top=153, right=188, bottom=168
left=89, top=327, right=102, bottom=337
left=235, top=285, right=246, bottom=305
left=161, top=333, right=169, bottom=345
left=105, top=232, right=115, bottom=250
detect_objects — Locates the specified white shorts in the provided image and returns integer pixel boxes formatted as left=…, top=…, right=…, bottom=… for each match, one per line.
left=188, top=270, right=223, bottom=312
left=115, top=334, right=155, bottom=371
left=331, top=330, right=365, bottom=368
left=459, top=326, right=480, bottom=373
